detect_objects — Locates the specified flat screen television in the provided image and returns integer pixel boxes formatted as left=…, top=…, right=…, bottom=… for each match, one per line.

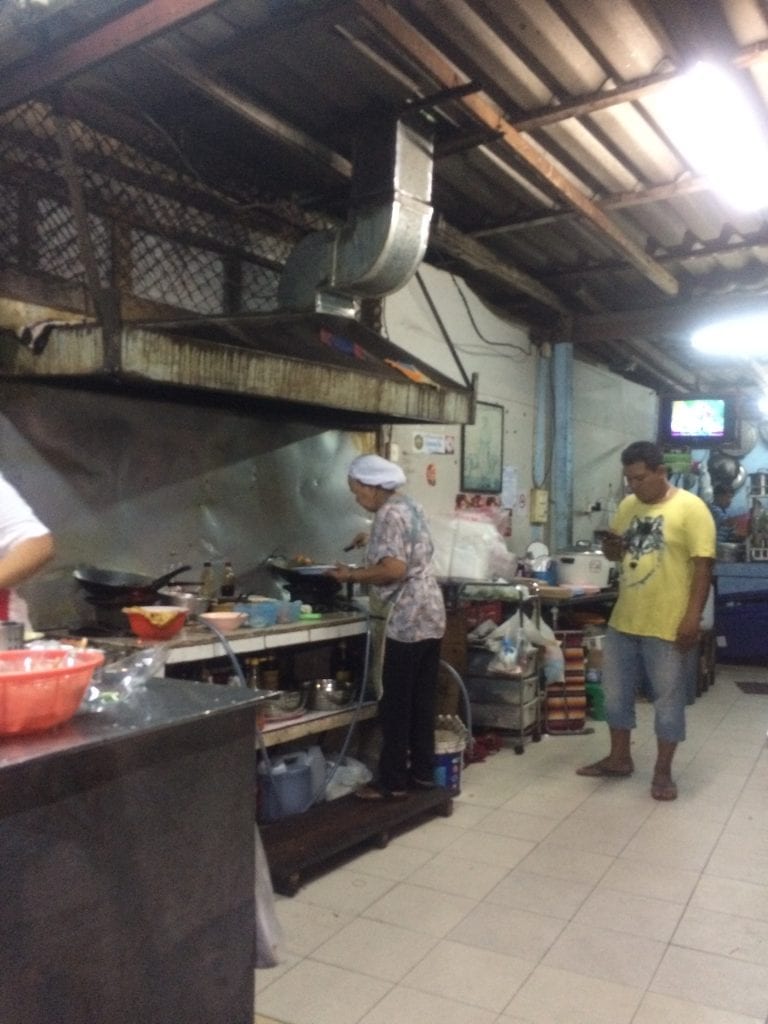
left=657, top=394, right=739, bottom=448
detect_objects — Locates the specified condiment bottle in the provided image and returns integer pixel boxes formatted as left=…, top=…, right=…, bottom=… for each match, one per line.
left=220, top=560, right=236, bottom=600
left=261, top=657, right=280, bottom=690
left=331, top=640, right=353, bottom=684
left=246, top=657, right=262, bottom=689
left=200, top=561, right=216, bottom=602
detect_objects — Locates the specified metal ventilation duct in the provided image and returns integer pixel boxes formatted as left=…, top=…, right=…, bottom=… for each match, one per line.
left=278, top=116, right=434, bottom=317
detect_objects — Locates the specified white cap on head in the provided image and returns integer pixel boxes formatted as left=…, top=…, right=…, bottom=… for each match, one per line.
left=348, top=454, right=406, bottom=489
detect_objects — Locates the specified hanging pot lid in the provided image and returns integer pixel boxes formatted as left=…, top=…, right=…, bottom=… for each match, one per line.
left=707, top=449, right=740, bottom=483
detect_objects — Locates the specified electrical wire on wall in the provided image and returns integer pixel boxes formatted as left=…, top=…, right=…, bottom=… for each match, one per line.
left=449, top=275, right=533, bottom=359
left=414, top=271, right=472, bottom=388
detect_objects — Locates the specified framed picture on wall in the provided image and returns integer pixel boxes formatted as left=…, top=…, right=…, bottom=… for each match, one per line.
left=461, top=402, right=504, bottom=493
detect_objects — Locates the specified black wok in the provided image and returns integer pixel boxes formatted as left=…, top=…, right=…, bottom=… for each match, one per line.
left=267, top=561, right=341, bottom=609
left=73, top=564, right=191, bottom=603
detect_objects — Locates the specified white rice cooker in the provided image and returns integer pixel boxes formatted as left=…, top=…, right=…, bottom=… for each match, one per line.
left=556, top=547, right=612, bottom=588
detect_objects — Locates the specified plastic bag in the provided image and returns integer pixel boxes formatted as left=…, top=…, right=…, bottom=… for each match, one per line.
left=487, top=633, right=526, bottom=676
left=541, top=641, right=565, bottom=683
left=255, top=823, right=283, bottom=968
left=82, top=643, right=171, bottom=708
left=324, top=755, right=372, bottom=801
left=430, top=513, right=516, bottom=580
left=487, top=608, right=556, bottom=649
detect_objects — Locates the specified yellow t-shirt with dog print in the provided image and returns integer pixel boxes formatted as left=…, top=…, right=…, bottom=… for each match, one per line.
left=609, top=488, right=715, bottom=642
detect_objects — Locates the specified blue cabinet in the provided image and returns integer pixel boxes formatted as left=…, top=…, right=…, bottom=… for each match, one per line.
left=714, top=563, right=768, bottom=662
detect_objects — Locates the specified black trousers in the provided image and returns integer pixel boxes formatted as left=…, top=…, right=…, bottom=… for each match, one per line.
left=378, top=636, right=442, bottom=792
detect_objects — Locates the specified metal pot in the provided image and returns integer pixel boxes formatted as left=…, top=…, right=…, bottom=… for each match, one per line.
left=305, top=678, right=353, bottom=711
left=0, top=621, right=25, bottom=650
left=716, top=541, right=745, bottom=562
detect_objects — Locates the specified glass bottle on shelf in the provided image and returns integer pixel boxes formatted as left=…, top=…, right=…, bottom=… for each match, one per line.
left=246, top=657, right=262, bottom=689
left=331, top=640, right=353, bottom=684
left=220, top=560, right=236, bottom=600
left=200, top=561, right=216, bottom=603
left=260, top=657, right=280, bottom=690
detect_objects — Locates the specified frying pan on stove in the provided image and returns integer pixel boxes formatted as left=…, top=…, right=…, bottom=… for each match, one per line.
left=266, top=559, right=341, bottom=608
left=73, top=563, right=191, bottom=604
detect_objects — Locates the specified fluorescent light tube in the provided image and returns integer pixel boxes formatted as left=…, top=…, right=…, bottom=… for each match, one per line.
left=662, top=61, right=768, bottom=211
left=692, top=312, right=768, bottom=356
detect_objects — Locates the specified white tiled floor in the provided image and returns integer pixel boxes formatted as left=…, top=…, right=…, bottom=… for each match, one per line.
left=256, top=665, right=768, bottom=1024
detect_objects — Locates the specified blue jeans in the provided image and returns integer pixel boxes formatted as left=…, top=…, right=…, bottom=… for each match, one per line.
left=602, top=627, right=697, bottom=743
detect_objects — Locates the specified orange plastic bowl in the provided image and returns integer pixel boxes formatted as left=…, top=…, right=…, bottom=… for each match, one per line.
left=0, top=648, right=105, bottom=735
left=123, top=605, right=188, bottom=640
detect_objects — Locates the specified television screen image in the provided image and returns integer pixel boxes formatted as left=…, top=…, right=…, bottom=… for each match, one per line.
left=657, top=393, right=738, bottom=448
left=669, top=398, right=726, bottom=439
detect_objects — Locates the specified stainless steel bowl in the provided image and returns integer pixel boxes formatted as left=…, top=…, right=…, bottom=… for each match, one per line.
left=263, top=689, right=307, bottom=718
left=307, top=678, right=354, bottom=712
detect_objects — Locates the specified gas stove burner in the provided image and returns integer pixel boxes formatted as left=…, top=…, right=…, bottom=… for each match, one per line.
left=61, top=624, right=133, bottom=638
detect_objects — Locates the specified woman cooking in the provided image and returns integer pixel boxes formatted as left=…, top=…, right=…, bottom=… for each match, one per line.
left=327, top=454, right=446, bottom=800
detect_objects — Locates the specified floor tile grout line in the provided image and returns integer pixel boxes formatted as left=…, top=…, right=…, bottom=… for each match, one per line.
left=633, top=677, right=764, bottom=1022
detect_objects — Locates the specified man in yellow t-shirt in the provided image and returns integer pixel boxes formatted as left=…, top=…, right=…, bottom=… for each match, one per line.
left=576, top=441, right=715, bottom=801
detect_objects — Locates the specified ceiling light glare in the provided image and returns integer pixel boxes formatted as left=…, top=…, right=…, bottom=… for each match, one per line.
left=758, top=394, right=768, bottom=416
left=663, top=61, right=768, bottom=212
left=692, top=312, right=768, bottom=357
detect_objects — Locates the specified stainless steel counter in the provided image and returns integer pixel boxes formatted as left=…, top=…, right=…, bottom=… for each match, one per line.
left=76, top=610, right=368, bottom=665
left=0, top=677, right=262, bottom=1024
left=0, top=677, right=267, bottom=772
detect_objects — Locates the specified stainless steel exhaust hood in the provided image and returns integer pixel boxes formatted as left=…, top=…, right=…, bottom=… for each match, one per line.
left=0, top=311, right=475, bottom=425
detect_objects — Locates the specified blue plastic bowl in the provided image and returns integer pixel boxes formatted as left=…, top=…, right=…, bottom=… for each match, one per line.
left=236, top=601, right=279, bottom=628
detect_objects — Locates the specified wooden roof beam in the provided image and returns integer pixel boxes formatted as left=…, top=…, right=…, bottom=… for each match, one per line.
left=472, top=176, right=708, bottom=239
left=0, top=0, right=227, bottom=114
left=570, top=291, right=768, bottom=344
left=147, top=41, right=568, bottom=316
left=355, top=0, right=679, bottom=297
left=513, top=38, right=768, bottom=132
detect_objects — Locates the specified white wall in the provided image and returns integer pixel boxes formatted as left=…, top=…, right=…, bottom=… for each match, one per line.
left=384, top=264, right=539, bottom=557
left=382, top=265, right=659, bottom=556
left=571, top=361, right=658, bottom=544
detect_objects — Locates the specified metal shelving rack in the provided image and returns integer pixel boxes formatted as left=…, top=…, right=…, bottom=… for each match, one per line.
left=455, top=582, right=543, bottom=755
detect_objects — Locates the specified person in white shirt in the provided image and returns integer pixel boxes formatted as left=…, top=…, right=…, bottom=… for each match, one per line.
left=0, top=472, right=54, bottom=629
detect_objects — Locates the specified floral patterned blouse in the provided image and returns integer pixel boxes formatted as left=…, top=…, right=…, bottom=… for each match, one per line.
left=366, top=493, right=446, bottom=642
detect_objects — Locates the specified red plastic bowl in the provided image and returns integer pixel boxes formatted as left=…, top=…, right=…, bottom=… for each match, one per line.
left=122, top=605, right=187, bottom=640
left=0, top=648, right=105, bottom=735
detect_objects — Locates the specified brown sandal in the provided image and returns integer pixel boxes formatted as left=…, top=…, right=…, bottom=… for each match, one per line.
left=576, top=758, right=634, bottom=778
left=651, top=776, right=677, bottom=801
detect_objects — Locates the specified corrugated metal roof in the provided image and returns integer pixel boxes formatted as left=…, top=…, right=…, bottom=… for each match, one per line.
left=2, top=0, right=768, bottom=399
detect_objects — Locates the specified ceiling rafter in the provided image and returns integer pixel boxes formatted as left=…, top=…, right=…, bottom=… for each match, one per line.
left=571, top=289, right=768, bottom=344
left=146, top=37, right=569, bottom=316
left=355, top=0, right=679, bottom=297
left=539, top=228, right=768, bottom=291
left=471, top=175, right=708, bottom=238
left=510, top=33, right=768, bottom=135
left=0, top=0, right=228, bottom=114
